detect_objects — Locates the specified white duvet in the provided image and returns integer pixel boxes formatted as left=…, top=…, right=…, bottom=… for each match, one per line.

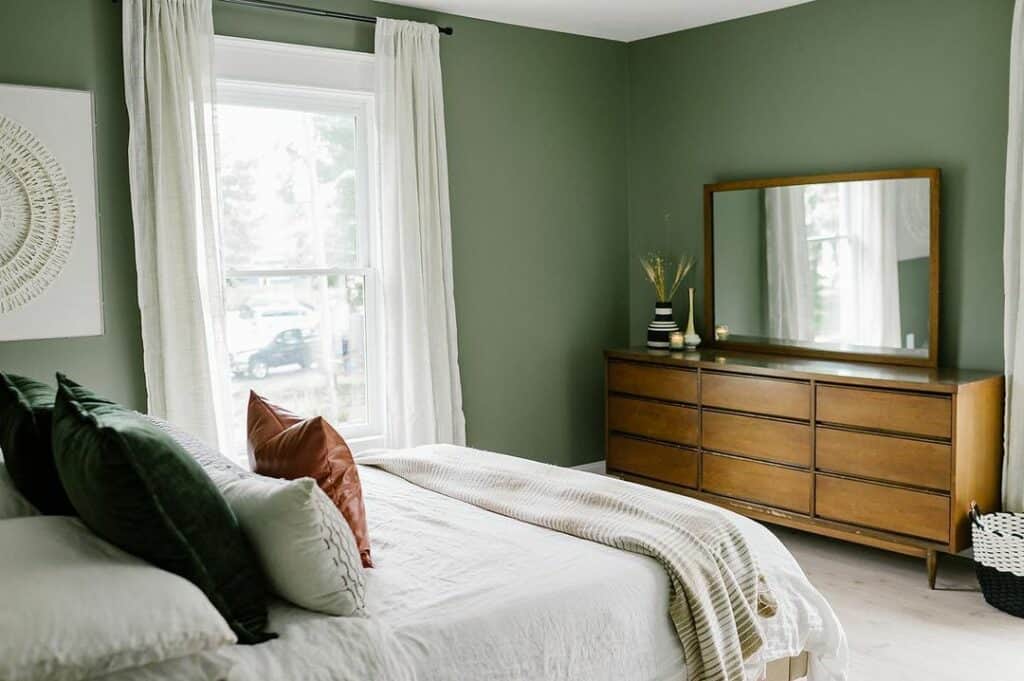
left=218, top=459, right=848, bottom=681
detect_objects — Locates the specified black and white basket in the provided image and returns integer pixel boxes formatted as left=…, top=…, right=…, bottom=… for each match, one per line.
left=970, top=502, right=1024, bottom=618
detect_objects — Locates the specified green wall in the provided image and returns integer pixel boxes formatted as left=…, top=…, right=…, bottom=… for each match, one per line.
left=0, top=1, right=145, bottom=408
left=627, top=0, right=1013, bottom=371
left=899, top=257, right=931, bottom=349
left=712, top=189, right=766, bottom=337
left=0, top=0, right=630, bottom=466
left=0, top=0, right=1014, bottom=468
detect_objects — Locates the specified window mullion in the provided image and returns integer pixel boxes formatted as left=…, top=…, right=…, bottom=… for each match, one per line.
left=225, top=267, right=372, bottom=278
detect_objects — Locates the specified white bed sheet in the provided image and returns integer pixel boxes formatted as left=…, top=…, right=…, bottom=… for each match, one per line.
left=220, top=465, right=847, bottom=681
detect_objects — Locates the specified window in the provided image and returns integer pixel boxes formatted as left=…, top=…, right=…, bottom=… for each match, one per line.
left=213, top=38, right=383, bottom=457
left=803, top=183, right=846, bottom=343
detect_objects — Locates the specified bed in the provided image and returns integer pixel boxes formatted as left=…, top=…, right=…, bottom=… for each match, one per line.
left=212, top=449, right=848, bottom=681
left=1, top=379, right=846, bottom=681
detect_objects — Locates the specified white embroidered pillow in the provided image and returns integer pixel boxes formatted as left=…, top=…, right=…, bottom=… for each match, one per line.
left=145, top=416, right=365, bottom=616
left=218, top=475, right=367, bottom=616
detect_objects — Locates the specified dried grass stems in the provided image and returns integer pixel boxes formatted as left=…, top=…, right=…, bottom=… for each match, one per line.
left=640, top=253, right=694, bottom=303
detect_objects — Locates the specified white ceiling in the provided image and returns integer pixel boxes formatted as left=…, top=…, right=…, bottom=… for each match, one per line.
left=378, top=0, right=817, bottom=42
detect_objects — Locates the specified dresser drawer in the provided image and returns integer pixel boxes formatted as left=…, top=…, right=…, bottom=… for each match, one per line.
left=608, top=396, right=698, bottom=446
left=702, top=410, right=811, bottom=467
left=608, top=361, right=697, bottom=404
left=816, top=427, right=951, bottom=491
left=607, top=435, right=698, bottom=488
left=702, top=372, right=810, bottom=420
left=702, top=453, right=811, bottom=514
left=815, top=475, right=950, bottom=543
left=816, top=385, right=952, bottom=439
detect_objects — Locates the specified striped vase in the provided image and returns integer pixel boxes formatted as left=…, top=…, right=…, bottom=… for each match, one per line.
left=646, top=301, right=679, bottom=349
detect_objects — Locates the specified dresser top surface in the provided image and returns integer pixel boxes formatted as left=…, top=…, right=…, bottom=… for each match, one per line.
left=606, top=347, right=1002, bottom=391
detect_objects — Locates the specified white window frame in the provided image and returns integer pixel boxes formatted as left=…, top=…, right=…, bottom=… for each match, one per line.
left=214, top=36, right=385, bottom=450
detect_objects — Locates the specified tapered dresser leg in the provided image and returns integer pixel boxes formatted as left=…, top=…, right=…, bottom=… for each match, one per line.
left=926, top=550, right=938, bottom=590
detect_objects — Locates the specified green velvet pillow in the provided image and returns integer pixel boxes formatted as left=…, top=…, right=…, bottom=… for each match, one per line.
left=0, top=374, right=74, bottom=515
left=51, top=373, right=275, bottom=644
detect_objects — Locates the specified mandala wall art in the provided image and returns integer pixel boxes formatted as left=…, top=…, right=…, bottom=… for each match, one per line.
left=0, top=84, right=102, bottom=341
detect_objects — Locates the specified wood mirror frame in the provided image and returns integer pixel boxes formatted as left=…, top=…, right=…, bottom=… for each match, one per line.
left=703, top=168, right=941, bottom=368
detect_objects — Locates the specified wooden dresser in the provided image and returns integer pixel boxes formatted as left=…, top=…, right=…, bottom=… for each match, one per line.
left=605, top=347, right=1004, bottom=586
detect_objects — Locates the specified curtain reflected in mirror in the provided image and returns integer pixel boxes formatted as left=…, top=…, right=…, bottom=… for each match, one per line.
left=713, top=176, right=932, bottom=358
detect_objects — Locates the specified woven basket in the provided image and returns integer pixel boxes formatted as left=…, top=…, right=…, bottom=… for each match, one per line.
left=970, top=502, right=1024, bottom=618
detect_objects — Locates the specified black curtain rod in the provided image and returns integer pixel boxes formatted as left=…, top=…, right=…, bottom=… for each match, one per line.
left=217, top=0, right=454, bottom=35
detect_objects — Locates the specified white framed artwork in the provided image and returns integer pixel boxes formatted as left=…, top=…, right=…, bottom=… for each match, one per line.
left=0, top=83, right=103, bottom=341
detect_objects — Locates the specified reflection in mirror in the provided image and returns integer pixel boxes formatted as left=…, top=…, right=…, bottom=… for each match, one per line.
left=713, top=177, right=931, bottom=357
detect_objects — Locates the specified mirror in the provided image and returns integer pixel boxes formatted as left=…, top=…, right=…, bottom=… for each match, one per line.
left=705, top=170, right=938, bottom=366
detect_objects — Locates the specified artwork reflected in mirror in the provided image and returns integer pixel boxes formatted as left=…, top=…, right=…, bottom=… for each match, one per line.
left=709, top=172, right=936, bottom=363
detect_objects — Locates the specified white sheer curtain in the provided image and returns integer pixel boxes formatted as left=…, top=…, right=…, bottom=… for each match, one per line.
left=1003, top=0, right=1024, bottom=512
left=376, top=18, right=466, bottom=448
left=837, top=181, right=902, bottom=348
left=123, top=0, right=230, bottom=448
left=765, top=186, right=814, bottom=341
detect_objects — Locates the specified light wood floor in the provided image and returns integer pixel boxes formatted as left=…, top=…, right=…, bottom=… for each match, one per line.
left=769, top=526, right=1023, bottom=681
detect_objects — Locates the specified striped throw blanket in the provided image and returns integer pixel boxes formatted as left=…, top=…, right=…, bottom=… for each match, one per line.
left=356, top=445, right=777, bottom=681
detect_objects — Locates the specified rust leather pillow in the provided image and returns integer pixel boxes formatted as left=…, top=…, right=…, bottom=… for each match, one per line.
left=246, top=391, right=372, bottom=568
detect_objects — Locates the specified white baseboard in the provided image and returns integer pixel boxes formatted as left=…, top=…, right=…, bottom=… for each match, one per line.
left=573, top=460, right=606, bottom=474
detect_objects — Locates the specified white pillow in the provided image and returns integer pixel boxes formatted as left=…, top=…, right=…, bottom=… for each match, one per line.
left=144, top=416, right=365, bottom=616
left=0, top=462, right=37, bottom=519
left=93, top=650, right=240, bottom=681
left=0, top=516, right=237, bottom=681
left=217, top=475, right=366, bottom=616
